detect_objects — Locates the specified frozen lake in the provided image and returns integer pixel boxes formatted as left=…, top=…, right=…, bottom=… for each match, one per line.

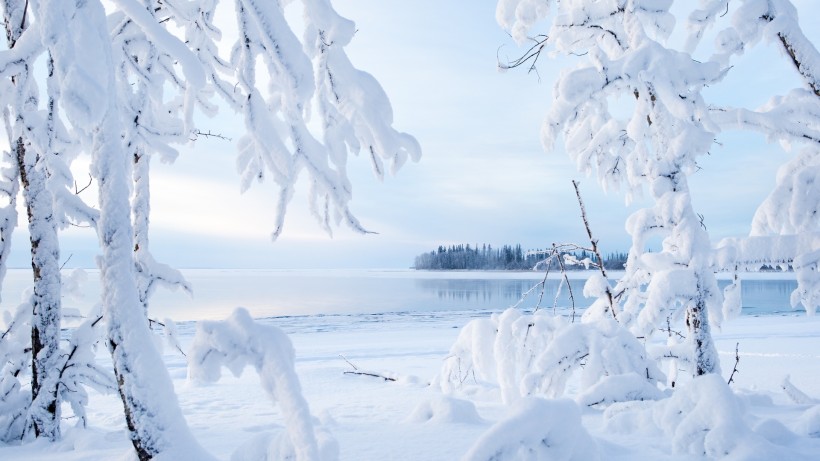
left=0, top=269, right=802, bottom=321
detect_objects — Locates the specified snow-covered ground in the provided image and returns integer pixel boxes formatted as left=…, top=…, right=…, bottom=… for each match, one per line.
left=1, top=305, right=819, bottom=460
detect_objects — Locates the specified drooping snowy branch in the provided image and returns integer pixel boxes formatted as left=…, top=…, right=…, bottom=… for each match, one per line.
left=173, top=0, right=420, bottom=240
left=189, top=308, right=329, bottom=461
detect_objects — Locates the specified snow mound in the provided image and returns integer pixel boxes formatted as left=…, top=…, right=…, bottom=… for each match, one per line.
left=653, top=374, right=757, bottom=457
left=798, top=405, right=820, bottom=438
left=461, top=397, right=599, bottom=461
left=407, top=395, right=485, bottom=424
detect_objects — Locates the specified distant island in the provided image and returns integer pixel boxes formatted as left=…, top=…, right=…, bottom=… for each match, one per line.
left=413, top=243, right=627, bottom=271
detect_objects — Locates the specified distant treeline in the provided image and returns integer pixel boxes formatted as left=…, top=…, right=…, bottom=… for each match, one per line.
left=413, top=243, right=628, bottom=271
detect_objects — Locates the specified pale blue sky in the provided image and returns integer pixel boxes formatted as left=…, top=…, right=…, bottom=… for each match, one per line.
left=7, top=0, right=820, bottom=269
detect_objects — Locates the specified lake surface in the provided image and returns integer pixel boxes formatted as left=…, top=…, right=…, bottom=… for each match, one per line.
left=0, top=269, right=802, bottom=321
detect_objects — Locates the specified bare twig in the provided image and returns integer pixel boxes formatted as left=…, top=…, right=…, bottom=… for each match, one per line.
left=339, top=354, right=396, bottom=382
left=553, top=244, right=577, bottom=322
left=572, top=180, right=617, bottom=319
left=343, top=370, right=396, bottom=382
left=59, top=253, right=73, bottom=270
left=74, top=174, right=93, bottom=194
left=727, top=342, right=740, bottom=385
left=339, top=354, right=358, bottom=370
left=661, top=316, right=686, bottom=340
left=533, top=262, right=551, bottom=313
left=497, top=33, right=549, bottom=77
left=190, top=129, right=232, bottom=142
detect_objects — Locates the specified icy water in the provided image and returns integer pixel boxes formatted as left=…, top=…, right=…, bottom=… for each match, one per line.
left=0, top=269, right=801, bottom=321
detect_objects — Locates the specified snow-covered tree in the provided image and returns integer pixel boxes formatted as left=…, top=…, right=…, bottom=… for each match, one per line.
left=496, top=0, right=819, bottom=379
left=1, top=0, right=97, bottom=439
left=1, top=0, right=417, bottom=458
left=496, top=0, right=725, bottom=378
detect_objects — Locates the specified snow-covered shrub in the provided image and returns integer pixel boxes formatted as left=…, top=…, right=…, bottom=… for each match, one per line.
left=56, top=306, right=116, bottom=428
left=435, top=308, right=663, bottom=406
left=0, top=278, right=114, bottom=441
left=605, top=374, right=793, bottom=458
left=461, top=397, right=599, bottom=461
left=0, top=302, right=31, bottom=442
left=189, top=308, right=333, bottom=461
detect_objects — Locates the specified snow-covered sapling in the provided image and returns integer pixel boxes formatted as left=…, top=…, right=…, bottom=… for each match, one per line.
left=189, top=308, right=334, bottom=461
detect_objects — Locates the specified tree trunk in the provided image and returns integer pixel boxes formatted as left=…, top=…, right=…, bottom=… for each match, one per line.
left=3, top=0, right=62, bottom=440
left=17, top=137, right=62, bottom=439
left=94, top=99, right=213, bottom=461
left=687, top=273, right=720, bottom=376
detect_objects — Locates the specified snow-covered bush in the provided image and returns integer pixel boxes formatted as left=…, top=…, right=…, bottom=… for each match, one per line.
left=55, top=306, right=117, bottom=429
left=0, top=298, right=115, bottom=441
left=0, top=302, right=31, bottom=442
left=435, top=307, right=663, bottom=406
left=604, top=374, right=802, bottom=458
left=189, top=308, right=334, bottom=461
left=462, top=397, right=599, bottom=461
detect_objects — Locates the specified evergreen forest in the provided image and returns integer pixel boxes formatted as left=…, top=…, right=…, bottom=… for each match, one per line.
left=412, top=244, right=628, bottom=271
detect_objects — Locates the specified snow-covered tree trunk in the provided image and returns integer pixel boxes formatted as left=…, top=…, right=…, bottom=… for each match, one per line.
left=94, top=102, right=212, bottom=461
left=17, top=133, right=62, bottom=439
left=31, top=0, right=211, bottom=458
left=108, top=0, right=192, bottom=319
left=2, top=0, right=63, bottom=439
